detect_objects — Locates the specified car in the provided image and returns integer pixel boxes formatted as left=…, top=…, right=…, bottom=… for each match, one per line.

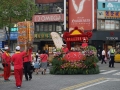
left=114, top=54, right=120, bottom=62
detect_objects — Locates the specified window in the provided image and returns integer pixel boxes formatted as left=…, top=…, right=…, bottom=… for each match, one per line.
left=115, top=21, right=119, bottom=30
left=40, top=23, right=43, bottom=31
left=48, top=24, right=52, bottom=31
left=35, top=23, right=39, bottom=32
left=56, top=25, right=62, bottom=31
left=105, top=20, right=115, bottom=30
left=34, top=22, right=63, bottom=32
left=52, top=24, right=55, bottom=31
left=99, top=20, right=120, bottom=30
left=103, top=3, right=105, bottom=8
left=44, top=23, right=48, bottom=31
left=36, top=2, right=64, bottom=14
left=100, top=20, right=105, bottom=29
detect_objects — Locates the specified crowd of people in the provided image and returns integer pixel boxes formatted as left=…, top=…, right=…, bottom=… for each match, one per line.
left=0, top=43, right=49, bottom=89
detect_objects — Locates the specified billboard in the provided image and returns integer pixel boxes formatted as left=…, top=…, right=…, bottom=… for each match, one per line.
left=69, top=0, right=94, bottom=31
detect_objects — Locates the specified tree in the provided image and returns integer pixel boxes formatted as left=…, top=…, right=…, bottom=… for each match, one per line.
left=0, top=0, right=37, bottom=46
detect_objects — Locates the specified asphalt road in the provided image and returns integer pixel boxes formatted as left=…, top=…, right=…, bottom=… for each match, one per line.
left=0, top=60, right=120, bottom=90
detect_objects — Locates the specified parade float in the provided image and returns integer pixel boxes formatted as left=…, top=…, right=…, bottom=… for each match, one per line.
left=50, top=27, right=99, bottom=75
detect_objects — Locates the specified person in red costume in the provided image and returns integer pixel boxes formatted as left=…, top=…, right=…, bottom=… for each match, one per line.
left=81, top=38, right=88, bottom=48
left=23, top=43, right=33, bottom=81
left=2, top=46, right=11, bottom=81
left=11, top=46, right=27, bottom=89
left=61, top=44, right=69, bottom=54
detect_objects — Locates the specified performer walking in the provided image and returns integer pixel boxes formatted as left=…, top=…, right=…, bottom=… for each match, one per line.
left=23, top=43, right=33, bottom=81
left=11, top=46, right=27, bottom=89
left=2, top=46, right=11, bottom=81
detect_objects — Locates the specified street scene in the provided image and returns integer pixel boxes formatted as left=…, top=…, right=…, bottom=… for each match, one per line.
left=0, top=0, right=120, bottom=90
left=0, top=61, right=120, bottom=90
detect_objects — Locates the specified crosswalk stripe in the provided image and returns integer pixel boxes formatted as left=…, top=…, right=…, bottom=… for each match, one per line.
left=113, top=72, right=120, bottom=75
left=100, top=70, right=118, bottom=74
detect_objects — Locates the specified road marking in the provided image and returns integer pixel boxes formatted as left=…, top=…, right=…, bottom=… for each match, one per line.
left=75, top=80, right=109, bottom=90
left=100, top=70, right=118, bottom=74
left=113, top=72, right=120, bottom=75
left=61, top=78, right=106, bottom=90
left=100, top=70, right=106, bottom=72
left=106, top=78, right=120, bottom=81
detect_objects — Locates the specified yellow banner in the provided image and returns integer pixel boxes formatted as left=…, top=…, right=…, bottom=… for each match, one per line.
left=17, top=21, right=34, bottom=50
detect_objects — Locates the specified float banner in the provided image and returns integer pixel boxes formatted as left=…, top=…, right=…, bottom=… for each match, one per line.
left=17, top=21, right=34, bottom=50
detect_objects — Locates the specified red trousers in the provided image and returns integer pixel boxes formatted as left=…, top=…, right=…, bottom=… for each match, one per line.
left=14, top=68, right=23, bottom=87
left=4, top=65, right=11, bottom=80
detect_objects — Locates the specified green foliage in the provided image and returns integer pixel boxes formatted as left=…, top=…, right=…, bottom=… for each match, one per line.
left=0, top=0, right=38, bottom=28
left=87, top=46, right=97, bottom=51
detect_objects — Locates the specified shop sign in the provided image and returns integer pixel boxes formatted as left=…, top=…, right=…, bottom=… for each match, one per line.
left=105, top=0, right=118, bottom=2
left=10, top=32, right=18, bottom=40
left=32, top=14, right=64, bottom=22
left=34, top=32, right=51, bottom=39
left=97, top=10, right=120, bottom=19
left=106, top=37, right=118, bottom=40
left=97, top=11, right=105, bottom=19
left=10, top=27, right=18, bottom=32
left=98, top=1, right=120, bottom=11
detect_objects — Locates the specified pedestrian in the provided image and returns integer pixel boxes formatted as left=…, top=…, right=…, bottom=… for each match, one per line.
left=101, top=49, right=106, bottom=64
left=40, top=50, right=48, bottom=75
left=11, top=46, right=27, bottom=89
left=97, top=49, right=101, bottom=61
left=34, top=51, right=41, bottom=75
left=61, top=44, right=69, bottom=54
left=109, top=46, right=116, bottom=68
left=23, top=43, right=33, bottom=81
left=2, top=46, right=11, bottom=81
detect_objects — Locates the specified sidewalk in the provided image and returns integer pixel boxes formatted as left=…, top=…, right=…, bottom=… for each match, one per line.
left=0, top=63, right=14, bottom=77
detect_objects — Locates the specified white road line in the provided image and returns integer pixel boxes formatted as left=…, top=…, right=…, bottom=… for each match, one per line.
left=113, top=72, right=120, bottom=75
left=100, top=70, right=118, bottom=74
left=75, top=80, right=109, bottom=90
left=100, top=70, right=106, bottom=72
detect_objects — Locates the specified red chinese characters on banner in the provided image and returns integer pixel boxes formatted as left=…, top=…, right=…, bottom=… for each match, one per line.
left=69, top=0, right=93, bottom=31
left=64, top=52, right=84, bottom=62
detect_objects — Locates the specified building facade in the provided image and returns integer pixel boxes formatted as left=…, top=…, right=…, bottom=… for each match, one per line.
left=92, top=0, right=120, bottom=51
left=32, top=0, right=64, bottom=53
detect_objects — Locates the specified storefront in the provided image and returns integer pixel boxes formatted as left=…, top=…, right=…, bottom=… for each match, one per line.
left=32, top=13, right=64, bottom=53
left=90, top=31, right=120, bottom=52
left=34, top=31, right=57, bottom=53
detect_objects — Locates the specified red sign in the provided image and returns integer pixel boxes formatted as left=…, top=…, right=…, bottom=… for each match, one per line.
left=69, top=0, right=94, bottom=31
left=32, top=14, right=64, bottom=22
left=64, top=52, right=84, bottom=62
